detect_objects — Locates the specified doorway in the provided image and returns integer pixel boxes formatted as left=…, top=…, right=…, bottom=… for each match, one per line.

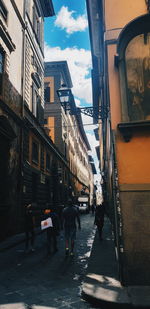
left=0, top=135, right=10, bottom=240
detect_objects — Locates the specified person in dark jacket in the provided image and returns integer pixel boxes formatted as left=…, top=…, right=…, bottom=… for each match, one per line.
left=94, top=203, right=105, bottom=240
left=62, top=199, right=81, bottom=256
left=44, top=205, right=60, bottom=255
left=24, top=203, right=35, bottom=252
left=91, top=203, right=96, bottom=214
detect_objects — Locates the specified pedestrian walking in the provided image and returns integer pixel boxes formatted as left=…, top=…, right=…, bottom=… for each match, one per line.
left=91, top=203, right=95, bottom=214
left=24, top=203, right=35, bottom=252
left=94, top=202, right=105, bottom=240
left=44, top=205, right=60, bottom=255
left=62, top=199, right=81, bottom=256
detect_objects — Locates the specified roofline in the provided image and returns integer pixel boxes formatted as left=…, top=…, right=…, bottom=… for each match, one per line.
left=44, top=61, right=73, bottom=88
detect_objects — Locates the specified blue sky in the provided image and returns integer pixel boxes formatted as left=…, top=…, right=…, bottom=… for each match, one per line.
left=44, top=0, right=90, bottom=50
left=44, top=0, right=99, bottom=172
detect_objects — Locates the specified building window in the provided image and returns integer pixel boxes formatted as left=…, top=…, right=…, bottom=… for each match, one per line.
left=0, top=0, right=8, bottom=22
left=32, top=140, right=39, bottom=164
left=31, top=83, right=39, bottom=117
left=32, top=4, right=41, bottom=44
left=31, top=55, right=42, bottom=77
left=125, top=33, right=150, bottom=121
left=44, top=83, right=50, bottom=102
left=32, top=172, right=38, bottom=202
left=46, top=153, right=50, bottom=171
left=0, top=49, right=4, bottom=95
left=40, top=145, right=44, bottom=170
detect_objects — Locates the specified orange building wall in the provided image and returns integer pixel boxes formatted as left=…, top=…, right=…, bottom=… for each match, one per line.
left=104, top=0, right=150, bottom=285
left=117, top=134, right=150, bottom=184
left=107, top=39, right=150, bottom=185
left=105, top=0, right=146, bottom=31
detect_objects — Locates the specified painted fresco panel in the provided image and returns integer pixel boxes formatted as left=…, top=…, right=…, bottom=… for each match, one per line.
left=125, top=33, right=150, bottom=121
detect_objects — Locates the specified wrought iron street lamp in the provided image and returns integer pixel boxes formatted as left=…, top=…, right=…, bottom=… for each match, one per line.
left=57, top=84, right=108, bottom=120
left=57, top=84, right=71, bottom=113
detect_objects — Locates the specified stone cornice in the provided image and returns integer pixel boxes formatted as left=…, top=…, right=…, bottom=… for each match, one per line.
left=39, top=0, right=55, bottom=17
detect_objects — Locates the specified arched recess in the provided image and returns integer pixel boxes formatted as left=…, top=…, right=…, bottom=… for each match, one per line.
left=116, top=14, right=150, bottom=141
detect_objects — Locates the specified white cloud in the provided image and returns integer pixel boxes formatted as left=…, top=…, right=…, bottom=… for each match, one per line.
left=44, top=44, right=92, bottom=103
left=55, top=6, right=88, bottom=34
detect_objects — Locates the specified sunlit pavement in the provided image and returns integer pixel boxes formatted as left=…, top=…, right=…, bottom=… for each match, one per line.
left=82, top=217, right=150, bottom=308
left=0, top=213, right=97, bottom=309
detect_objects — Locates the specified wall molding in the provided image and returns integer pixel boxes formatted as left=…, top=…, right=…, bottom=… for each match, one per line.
left=119, top=183, right=150, bottom=191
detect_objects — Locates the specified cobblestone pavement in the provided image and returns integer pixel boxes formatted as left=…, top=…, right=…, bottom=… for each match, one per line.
left=0, top=213, right=98, bottom=309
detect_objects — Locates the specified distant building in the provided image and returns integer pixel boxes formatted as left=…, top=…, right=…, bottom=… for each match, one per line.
left=44, top=61, right=73, bottom=156
left=44, top=61, right=96, bottom=204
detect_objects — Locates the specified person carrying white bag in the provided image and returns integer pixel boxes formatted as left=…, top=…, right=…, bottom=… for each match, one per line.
left=42, top=205, right=60, bottom=255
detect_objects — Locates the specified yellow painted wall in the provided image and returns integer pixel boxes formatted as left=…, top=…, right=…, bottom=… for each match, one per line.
left=105, top=0, right=146, bottom=31
left=47, top=117, right=55, bottom=142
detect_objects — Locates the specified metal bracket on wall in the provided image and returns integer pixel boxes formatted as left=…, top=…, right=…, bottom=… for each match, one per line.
left=77, top=106, right=108, bottom=120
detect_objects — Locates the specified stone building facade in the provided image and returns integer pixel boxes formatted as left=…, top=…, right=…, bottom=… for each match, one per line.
left=0, top=0, right=25, bottom=240
left=0, top=0, right=74, bottom=240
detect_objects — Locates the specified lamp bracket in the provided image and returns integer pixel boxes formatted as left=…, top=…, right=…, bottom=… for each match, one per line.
left=78, top=106, right=108, bottom=120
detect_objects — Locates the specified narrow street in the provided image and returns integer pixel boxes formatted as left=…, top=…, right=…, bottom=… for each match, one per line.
left=1, top=1, right=150, bottom=308
left=0, top=213, right=98, bottom=309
